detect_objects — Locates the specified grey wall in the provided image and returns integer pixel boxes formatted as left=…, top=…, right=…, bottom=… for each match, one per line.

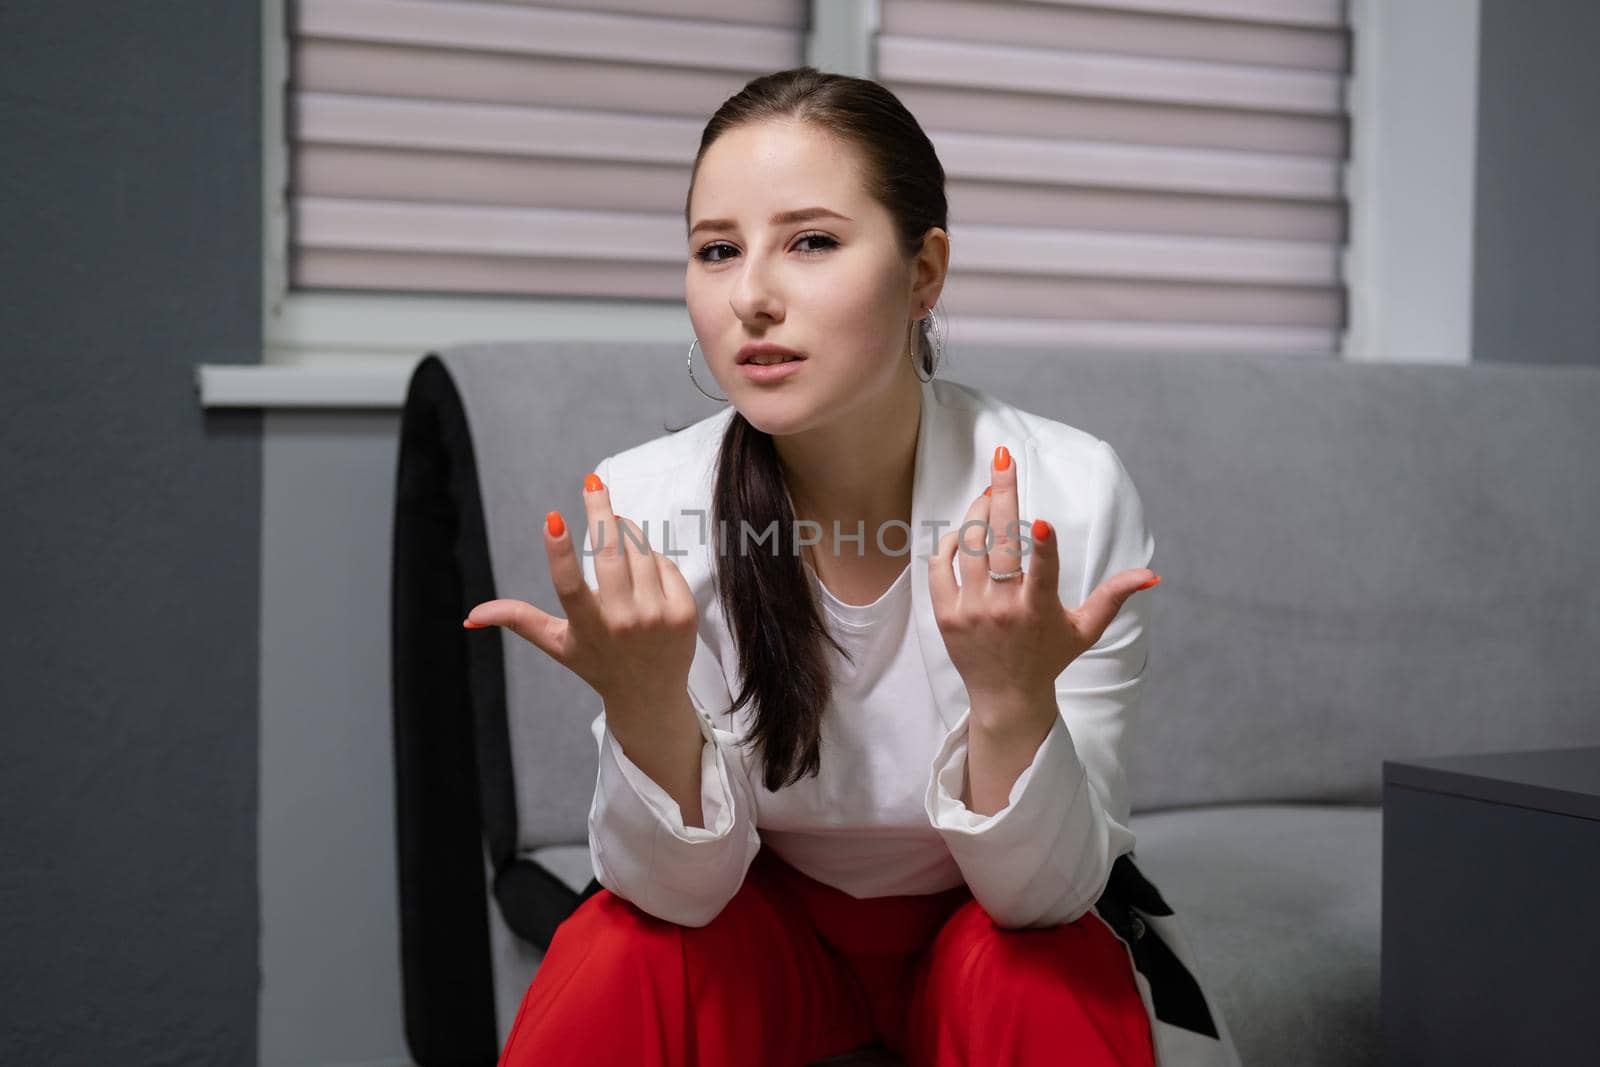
left=1472, top=0, right=1600, bottom=366
left=5, top=0, right=1600, bottom=1063
left=0, top=2, right=263, bottom=1064
left=259, top=412, right=413, bottom=1066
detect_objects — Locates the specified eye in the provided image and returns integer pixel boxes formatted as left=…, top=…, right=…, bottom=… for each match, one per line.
left=693, top=241, right=737, bottom=264
left=794, top=231, right=838, bottom=255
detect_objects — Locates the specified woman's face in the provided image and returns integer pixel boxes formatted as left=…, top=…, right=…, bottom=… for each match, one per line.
left=685, top=119, right=930, bottom=437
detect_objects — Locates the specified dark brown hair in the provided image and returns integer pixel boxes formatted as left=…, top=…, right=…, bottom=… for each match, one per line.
left=682, top=66, right=949, bottom=791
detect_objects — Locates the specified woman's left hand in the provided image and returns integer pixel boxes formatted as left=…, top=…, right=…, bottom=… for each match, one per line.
left=928, top=444, right=1160, bottom=740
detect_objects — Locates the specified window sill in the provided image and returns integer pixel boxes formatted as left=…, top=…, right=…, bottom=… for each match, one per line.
left=195, top=361, right=419, bottom=409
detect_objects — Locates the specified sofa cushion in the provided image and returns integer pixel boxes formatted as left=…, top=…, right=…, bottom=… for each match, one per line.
left=1130, top=803, right=1383, bottom=1067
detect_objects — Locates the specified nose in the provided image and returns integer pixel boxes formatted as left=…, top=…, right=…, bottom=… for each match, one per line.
left=729, top=258, right=783, bottom=326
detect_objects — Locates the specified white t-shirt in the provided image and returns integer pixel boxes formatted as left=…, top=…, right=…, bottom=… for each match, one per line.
left=747, top=560, right=967, bottom=897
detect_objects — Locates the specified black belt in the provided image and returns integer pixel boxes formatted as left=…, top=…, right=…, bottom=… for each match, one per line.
left=1092, top=852, right=1220, bottom=1040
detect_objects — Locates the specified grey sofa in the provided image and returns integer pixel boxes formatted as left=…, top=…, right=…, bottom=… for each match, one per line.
left=391, top=340, right=1600, bottom=1066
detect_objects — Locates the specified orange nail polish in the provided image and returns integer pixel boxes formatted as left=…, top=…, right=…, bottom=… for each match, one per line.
left=984, top=486, right=992, bottom=496
left=994, top=445, right=1010, bottom=470
left=1136, top=575, right=1162, bottom=591
left=463, top=619, right=486, bottom=629
left=546, top=510, right=565, bottom=538
left=1032, top=518, right=1050, bottom=541
left=584, top=473, right=604, bottom=493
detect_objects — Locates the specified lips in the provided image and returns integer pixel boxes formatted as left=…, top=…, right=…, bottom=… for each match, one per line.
left=737, top=355, right=806, bottom=383
left=737, top=343, right=804, bottom=366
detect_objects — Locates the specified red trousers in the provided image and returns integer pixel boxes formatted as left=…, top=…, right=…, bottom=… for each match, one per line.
left=498, top=845, right=1156, bottom=1067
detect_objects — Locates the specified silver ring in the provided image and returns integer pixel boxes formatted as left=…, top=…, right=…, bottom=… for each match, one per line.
left=987, top=568, right=1022, bottom=582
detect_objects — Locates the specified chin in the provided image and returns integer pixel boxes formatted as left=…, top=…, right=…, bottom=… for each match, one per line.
left=729, top=389, right=821, bottom=438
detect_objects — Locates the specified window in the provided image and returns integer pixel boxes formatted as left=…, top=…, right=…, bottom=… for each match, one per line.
left=873, top=0, right=1349, bottom=354
left=263, top=0, right=807, bottom=372
left=250, top=0, right=1355, bottom=404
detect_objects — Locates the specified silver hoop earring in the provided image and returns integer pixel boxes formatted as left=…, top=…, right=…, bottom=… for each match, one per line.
left=911, top=302, right=944, bottom=383
left=686, top=338, right=728, bottom=402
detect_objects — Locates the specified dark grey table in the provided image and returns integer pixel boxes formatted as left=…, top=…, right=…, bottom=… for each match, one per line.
left=1381, top=745, right=1600, bottom=1066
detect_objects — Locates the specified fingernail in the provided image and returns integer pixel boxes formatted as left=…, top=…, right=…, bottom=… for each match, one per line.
left=984, top=486, right=992, bottom=496
left=463, top=619, right=487, bottom=629
left=1136, top=574, right=1162, bottom=591
left=993, top=445, right=1010, bottom=471
left=584, top=473, right=604, bottom=493
left=546, top=510, right=565, bottom=537
left=1032, top=518, right=1050, bottom=541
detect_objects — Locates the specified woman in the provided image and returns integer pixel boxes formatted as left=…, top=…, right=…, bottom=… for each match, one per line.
left=466, top=67, right=1240, bottom=1067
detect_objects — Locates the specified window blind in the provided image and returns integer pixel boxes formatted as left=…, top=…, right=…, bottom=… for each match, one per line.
left=874, top=0, right=1350, bottom=353
left=286, top=0, right=807, bottom=299
left=287, top=0, right=1349, bottom=355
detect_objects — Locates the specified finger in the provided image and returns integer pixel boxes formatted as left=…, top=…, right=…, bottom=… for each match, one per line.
left=544, top=505, right=605, bottom=638
left=1023, top=517, right=1060, bottom=610
left=616, top=515, right=665, bottom=612
left=462, top=597, right=567, bottom=661
left=987, top=444, right=1022, bottom=581
left=581, top=471, right=631, bottom=599
left=1074, top=567, right=1161, bottom=646
left=928, top=526, right=961, bottom=618
left=655, top=552, right=699, bottom=629
left=956, top=487, right=992, bottom=595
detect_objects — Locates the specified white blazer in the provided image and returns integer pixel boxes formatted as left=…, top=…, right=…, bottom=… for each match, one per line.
left=580, top=376, right=1242, bottom=1067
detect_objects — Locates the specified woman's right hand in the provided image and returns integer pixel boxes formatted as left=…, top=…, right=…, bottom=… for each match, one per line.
left=462, top=473, right=700, bottom=737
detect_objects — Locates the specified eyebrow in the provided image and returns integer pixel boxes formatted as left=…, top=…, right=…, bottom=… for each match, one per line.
left=689, top=206, right=853, bottom=237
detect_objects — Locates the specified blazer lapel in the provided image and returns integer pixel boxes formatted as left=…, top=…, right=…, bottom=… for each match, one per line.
left=909, top=377, right=983, bottom=734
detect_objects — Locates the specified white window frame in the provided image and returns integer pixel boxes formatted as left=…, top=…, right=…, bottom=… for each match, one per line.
left=198, top=0, right=1473, bottom=408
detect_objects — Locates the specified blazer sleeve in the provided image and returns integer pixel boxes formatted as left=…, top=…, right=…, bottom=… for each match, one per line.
left=924, top=437, right=1151, bottom=929
left=581, top=454, right=763, bottom=927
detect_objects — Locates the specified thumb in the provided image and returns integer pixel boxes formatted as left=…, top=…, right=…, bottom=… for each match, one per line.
left=1072, top=568, right=1160, bottom=646
left=463, top=598, right=568, bottom=661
